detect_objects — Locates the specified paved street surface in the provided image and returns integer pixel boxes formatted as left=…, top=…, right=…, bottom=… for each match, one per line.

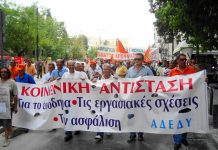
left=0, top=129, right=217, bottom=150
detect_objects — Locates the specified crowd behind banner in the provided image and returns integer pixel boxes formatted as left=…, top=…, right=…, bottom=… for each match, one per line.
left=0, top=53, right=207, bottom=149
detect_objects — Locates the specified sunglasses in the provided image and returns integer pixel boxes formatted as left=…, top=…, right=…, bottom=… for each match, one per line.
left=179, top=58, right=187, bottom=61
left=134, top=58, right=142, bottom=61
left=0, top=71, right=8, bottom=74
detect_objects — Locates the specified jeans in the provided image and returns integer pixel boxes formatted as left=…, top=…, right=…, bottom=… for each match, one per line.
left=173, top=133, right=187, bottom=144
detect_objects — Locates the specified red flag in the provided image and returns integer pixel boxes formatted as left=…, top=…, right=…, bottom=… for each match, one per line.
left=110, top=54, right=115, bottom=64
left=115, top=39, right=128, bottom=53
left=144, top=45, right=151, bottom=63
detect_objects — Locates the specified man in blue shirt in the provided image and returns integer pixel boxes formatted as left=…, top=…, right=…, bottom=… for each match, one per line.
left=15, top=64, right=36, bottom=84
left=126, top=53, right=153, bottom=143
left=15, top=64, right=35, bottom=134
left=50, top=59, right=68, bottom=81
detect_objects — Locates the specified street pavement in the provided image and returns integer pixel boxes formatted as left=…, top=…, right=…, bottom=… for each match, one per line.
left=0, top=78, right=218, bottom=150
left=0, top=129, right=218, bottom=150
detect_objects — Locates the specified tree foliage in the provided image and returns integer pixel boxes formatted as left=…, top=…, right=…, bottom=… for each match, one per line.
left=68, top=35, right=88, bottom=60
left=149, top=0, right=218, bottom=51
left=87, top=47, right=98, bottom=59
left=0, top=0, right=70, bottom=60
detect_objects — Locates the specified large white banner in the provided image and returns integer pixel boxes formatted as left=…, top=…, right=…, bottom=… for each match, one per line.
left=12, top=71, right=208, bottom=134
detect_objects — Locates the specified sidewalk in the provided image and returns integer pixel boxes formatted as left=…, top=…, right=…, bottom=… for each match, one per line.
left=207, top=112, right=218, bottom=149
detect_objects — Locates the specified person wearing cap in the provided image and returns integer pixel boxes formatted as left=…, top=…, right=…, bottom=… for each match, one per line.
left=117, top=65, right=127, bottom=78
left=87, top=60, right=102, bottom=81
left=115, top=60, right=127, bottom=76
left=15, top=64, right=36, bottom=84
left=25, top=59, right=37, bottom=78
left=8, top=58, right=19, bottom=80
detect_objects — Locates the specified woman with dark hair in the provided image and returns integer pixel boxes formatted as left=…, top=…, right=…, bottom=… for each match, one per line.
left=0, top=67, right=18, bottom=147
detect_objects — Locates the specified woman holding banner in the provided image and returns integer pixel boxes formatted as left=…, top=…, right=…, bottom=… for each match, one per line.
left=0, top=67, right=18, bottom=147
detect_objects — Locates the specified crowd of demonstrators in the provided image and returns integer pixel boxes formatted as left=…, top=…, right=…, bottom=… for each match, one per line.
left=0, top=53, right=204, bottom=148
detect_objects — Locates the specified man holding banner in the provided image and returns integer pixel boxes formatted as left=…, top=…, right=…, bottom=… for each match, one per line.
left=169, top=53, right=196, bottom=150
left=126, top=53, right=154, bottom=143
left=62, top=60, right=88, bottom=142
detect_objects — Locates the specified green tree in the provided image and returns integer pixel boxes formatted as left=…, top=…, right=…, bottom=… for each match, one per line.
left=87, top=47, right=98, bottom=59
left=69, top=35, right=88, bottom=60
left=149, top=0, right=218, bottom=51
left=0, top=1, right=70, bottom=60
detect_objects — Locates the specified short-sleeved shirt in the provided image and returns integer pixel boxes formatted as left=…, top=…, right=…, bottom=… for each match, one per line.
left=168, top=66, right=196, bottom=77
left=126, top=65, right=154, bottom=78
left=51, top=67, right=68, bottom=79
left=26, top=64, right=37, bottom=77
left=43, top=71, right=52, bottom=83
left=62, top=71, right=87, bottom=80
left=9, top=66, right=19, bottom=80
left=0, top=79, right=18, bottom=105
left=15, top=73, right=36, bottom=84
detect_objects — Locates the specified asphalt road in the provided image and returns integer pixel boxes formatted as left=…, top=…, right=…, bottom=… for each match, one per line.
left=0, top=129, right=217, bottom=150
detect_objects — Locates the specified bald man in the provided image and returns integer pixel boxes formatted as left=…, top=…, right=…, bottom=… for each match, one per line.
left=62, top=60, right=88, bottom=142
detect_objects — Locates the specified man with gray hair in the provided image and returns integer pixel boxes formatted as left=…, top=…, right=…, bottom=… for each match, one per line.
left=75, top=62, right=88, bottom=79
left=94, top=63, right=113, bottom=142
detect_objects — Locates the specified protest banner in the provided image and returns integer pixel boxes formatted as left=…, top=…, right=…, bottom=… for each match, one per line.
left=0, top=87, right=11, bottom=119
left=12, top=71, right=208, bottom=134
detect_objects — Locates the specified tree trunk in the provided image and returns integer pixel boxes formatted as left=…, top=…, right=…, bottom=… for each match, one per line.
left=196, top=44, right=199, bottom=63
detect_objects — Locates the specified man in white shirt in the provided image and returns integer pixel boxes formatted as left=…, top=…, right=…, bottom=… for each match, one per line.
left=94, top=63, right=113, bottom=141
left=62, top=60, right=87, bottom=142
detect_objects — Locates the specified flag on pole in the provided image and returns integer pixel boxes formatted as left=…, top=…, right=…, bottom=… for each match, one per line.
left=110, top=54, right=115, bottom=64
left=144, top=45, right=151, bottom=63
left=115, top=39, right=128, bottom=53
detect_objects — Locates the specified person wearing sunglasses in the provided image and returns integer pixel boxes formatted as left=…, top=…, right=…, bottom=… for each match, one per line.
left=8, top=58, right=19, bottom=80
left=169, top=53, right=196, bottom=150
left=126, top=53, right=154, bottom=143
